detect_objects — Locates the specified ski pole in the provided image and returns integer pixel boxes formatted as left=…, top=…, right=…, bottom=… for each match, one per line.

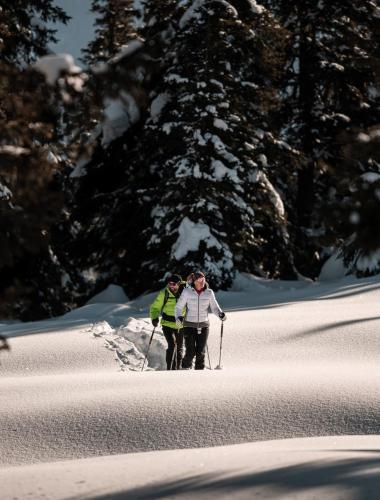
left=215, top=321, right=224, bottom=370
left=170, top=342, right=178, bottom=370
left=141, top=327, right=156, bottom=371
left=206, top=343, right=212, bottom=370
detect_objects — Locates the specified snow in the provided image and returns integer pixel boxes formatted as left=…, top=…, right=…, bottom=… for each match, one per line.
left=356, top=249, right=380, bottom=273
left=34, top=54, right=82, bottom=85
left=101, top=93, right=140, bottom=146
left=212, top=158, right=240, bottom=183
left=213, top=118, right=230, bottom=131
left=319, top=252, right=347, bottom=281
left=1, top=273, right=380, bottom=498
left=321, top=113, right=351, bottom=123
left=210, top=78, right=224, bottom=89
left=358, top=128, right=380, bottom=143
left=247, top=0, right=266, bottom=14
left=0, top=145, right=30, bottom=156
left=0, top=183, right=12, bottom=200
left=149, top=92, right=170, bottom=122
left=179, top=0, right=204, bottom=29
left=258, top=153, right=268, bottom=167
left=258, top=172, right=285, bottom=217
left=205, top=133, right=240, bottom=164
left=86, top=284, right=129, bottom=304
left=172, top=216, right=224, bottom=259
left=218, top=0, right=238, bottom=18
left=70, top=155, right=89, bottom=178
left=166, top=73, right=189, bottom=84
left=109, top=39, right=144, bottom=64
left=361, top=172, right=380, bottom=183
left=321, top=61, right=345, bottom=72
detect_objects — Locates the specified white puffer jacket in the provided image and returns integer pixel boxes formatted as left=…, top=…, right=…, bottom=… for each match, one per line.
left=175, top=286, right=222, bottom=326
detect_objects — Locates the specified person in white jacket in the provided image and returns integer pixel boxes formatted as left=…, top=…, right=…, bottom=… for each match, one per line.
left=175, top=270, right=226, bottom=370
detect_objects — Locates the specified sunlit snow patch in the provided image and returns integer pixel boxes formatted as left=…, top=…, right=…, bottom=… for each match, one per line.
left=88, top=318, right=166, bottom=371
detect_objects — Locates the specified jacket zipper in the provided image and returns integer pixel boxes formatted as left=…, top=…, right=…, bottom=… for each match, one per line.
left=197, top=290, right=201, bottom=334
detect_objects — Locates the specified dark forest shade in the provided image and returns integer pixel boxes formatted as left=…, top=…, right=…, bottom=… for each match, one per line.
left=0, top=0, right=379, bottom=318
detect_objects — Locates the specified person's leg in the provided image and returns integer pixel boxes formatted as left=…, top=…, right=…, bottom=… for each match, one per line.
left=182, top=327, right=196, bottom=369
left=195, top=326, right=209, bottom=370
left=175, top=329, right=184, bottom=370
left=162, top=326, right=176, bottom=370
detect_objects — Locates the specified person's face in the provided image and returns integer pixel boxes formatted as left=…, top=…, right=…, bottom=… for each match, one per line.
left=168, top=281, right=179, bottom=292
left=195, top=275, right=205, bottom=286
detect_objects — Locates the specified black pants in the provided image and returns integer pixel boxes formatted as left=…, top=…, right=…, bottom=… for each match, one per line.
left=162, top=326, right=184, bottom=370
left=182, top=326, right=209, bottom=370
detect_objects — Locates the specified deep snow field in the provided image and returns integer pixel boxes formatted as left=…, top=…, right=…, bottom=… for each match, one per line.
left=1, top=272, right=380, bottom=499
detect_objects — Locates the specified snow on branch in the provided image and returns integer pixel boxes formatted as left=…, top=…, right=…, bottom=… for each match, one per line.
left=34, top=54, right=83, bottom=86
left=172, top=216, right=223, bottom=260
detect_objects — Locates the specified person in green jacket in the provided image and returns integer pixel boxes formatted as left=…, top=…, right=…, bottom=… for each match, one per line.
left=150, top=274, right=185, bottom=370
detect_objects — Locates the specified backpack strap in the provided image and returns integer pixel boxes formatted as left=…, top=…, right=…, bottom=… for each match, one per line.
left=161, top=283, right=185, bottom=315
left=161, top=288, right=169, bottom=314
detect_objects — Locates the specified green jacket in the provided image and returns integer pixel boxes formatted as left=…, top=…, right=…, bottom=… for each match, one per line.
left=150, top=284, right=185, bottom=329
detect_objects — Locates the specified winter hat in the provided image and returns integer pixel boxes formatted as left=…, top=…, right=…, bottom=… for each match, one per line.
left=167, top=274, right=181, bottom=284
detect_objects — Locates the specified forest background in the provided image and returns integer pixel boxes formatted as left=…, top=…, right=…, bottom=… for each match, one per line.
left=0, top=0, right=379, bottom=320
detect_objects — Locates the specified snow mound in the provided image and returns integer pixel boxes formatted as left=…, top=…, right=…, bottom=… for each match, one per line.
left=319, top=252, right=347, bottom=281
left=87, top=284, right=129, bottom=304
left=88, top=318, right=166, bottom=371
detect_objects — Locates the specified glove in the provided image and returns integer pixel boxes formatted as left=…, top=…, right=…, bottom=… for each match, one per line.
left=152, top=318, right=159, bottom=327
left=219, top=312, right=227, bottom=321
left=176, top=316, right=184, bottom=327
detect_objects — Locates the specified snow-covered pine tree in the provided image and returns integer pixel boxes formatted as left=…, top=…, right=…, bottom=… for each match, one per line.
left=327, top=7, right=380, bottom=276
left=63, top=0, right=141, bottom=157
left=0, top=2, right=79, bottom=319
left=332, top=123, right=380, bottom=276
left=0, top=0, right=69, bottom=64
left=68, top=2, right=160, bottom=300
left=262, top=0, right=380, bottom=278
left=82, top=0, right=139, bottom=66
left=138, top=0, right=296, bottom=289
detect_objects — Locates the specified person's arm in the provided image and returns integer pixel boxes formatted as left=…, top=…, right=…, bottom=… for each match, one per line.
left=175, top=289, right=188, bottom=321
left=209, top=290, right=224, bottom=318
left=150, top=290, right=165, bottom=323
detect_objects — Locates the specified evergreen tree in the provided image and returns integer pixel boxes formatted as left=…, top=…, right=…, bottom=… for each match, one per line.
left=68, top=13, right=158, bottom=300
left=333, top=124, right=380, bottom=276
left=70, top=0, right=299, bottom=298
left=82, top=0, right=138, bottom=66
left=264, top=0, right=380, bottom=277
left=0, top=2, right=78, bottom=319
left=0, top=0, right=69, bottom=64
left=138, top=0, right=296, bottom=288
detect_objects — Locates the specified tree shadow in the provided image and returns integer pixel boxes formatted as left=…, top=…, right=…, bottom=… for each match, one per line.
left=285, top=316, right=380, bottom=341
left=220, top=280, right=380, bottom=314
left=308, top=282, right=380, bottom=302
left=71, top=456, right=380, bottom=500
left=0, top=319, right=91, bottom=339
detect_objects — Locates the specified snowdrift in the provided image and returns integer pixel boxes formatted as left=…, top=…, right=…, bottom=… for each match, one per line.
left=1, top=274, right=380, bottom=499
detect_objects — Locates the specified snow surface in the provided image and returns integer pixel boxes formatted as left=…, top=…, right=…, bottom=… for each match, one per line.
left=1, top=273, right=380, bottom=499
left=87, top=284, right=129, bottom=304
